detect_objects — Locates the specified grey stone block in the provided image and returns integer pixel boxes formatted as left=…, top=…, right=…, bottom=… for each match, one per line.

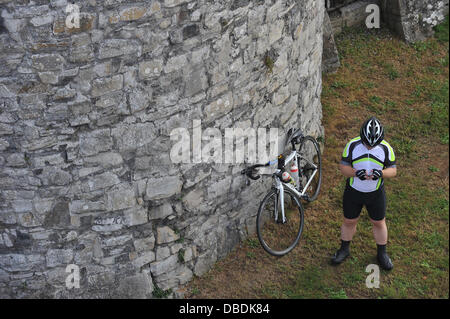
left=98, top=39, right=142, bottom=60
left=31, top=54, right=64, bottom=71
left=79, top=129, right=113, bottom=156
left=150, top=254, right=178, bottom=276
left=46, top=249, right=73, bottom=268
left=111, top=122, right=156, bottom=153
left=145, top=176, right=183, bottom=200
left=114, top=272, right=154, bottom=298
left=157, top=226, right=180, bottom=244
left=91, top=75, right=123, bottom=98
left=87, top=172, right=120, bottom=191
left=133, top=236, right=156, bottom=252
left=123, top=207, right=148, bottom=226
left=106, top=184, right=136, bottom=211
left=132, top=251, right=156, bottom=268
left=149, top=203, right=174, bottom=220
left=0, top=254, right=44, bottom=272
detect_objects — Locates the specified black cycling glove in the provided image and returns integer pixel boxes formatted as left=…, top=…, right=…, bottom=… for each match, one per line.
left=355, top=169, right=367, bottom=180
left=371, top=169, right=383, bottom=180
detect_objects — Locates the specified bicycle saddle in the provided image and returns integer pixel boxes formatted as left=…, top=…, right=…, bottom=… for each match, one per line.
left=285, top=128, right=304, bottom=146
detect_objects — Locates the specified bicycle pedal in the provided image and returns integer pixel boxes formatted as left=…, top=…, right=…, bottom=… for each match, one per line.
left=301, top=195, right=310, bottom=201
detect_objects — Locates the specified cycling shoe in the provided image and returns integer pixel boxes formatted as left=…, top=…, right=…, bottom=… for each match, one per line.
left=331, top=249, right=350, bottom=265
left=377, top=252, right=394, bottom=270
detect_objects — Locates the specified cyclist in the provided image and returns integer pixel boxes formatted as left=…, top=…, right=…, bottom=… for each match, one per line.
left=331, top=117, right=397, bottom=270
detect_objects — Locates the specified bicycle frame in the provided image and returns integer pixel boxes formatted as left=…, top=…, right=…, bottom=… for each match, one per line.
left=271, top=149, right=318, bottom=224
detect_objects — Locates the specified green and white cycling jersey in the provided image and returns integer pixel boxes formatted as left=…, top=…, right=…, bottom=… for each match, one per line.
left=341, top=136, right=396, bottom=193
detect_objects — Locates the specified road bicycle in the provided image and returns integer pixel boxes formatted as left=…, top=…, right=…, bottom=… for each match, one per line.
left=241, top=128, right=322, bottom=256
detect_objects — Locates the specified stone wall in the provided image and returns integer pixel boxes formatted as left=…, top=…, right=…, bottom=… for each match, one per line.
left=380, top=0, right=449, bottom=43
left=326, top=0, right=449, bottom=42
left=322, top=10, right=340, bottom=74
left=328, top=0, right=379, bottom=34
left=0, top=0, right=324, bottom=298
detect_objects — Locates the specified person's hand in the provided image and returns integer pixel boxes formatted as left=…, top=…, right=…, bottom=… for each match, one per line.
left=371, top=169, right=383, bottom=180
left=355, top=169, right=367, bottom=180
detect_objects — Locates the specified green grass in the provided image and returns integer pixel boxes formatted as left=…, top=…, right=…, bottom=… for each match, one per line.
left=384, top=63, right=400, bottom=80
left=348, top=100, right=361, bottom=108
left=428, top=165, right=439, bottom=172
left=390, top=136, right=417, bottom=159
left=322, top=102, right=336, bottom=119
left=190, top=286, right=200, bottom=296
left=178, top=248, right=185, bottom=263
left=434, top=15, right=449, bottom=43
left=369, top=95, right=382, bottom=104
left=362, top=81, right=376, bottom=89
left=153, top=285, right=173, bottom=299
left=412, top=79, right=449, bottom=141
left=246, top=251, right=256, bottom=259
left=331, top=80, right=350, bottom=89
left=264, top=53, right=274, bottom=73
left=283, top=265, right=331, bottom=298
left=326, top=288, right=349, bottom=299
left=246, top=238, right=260, bottom=249
left=427, top=66, right=443, bottom=75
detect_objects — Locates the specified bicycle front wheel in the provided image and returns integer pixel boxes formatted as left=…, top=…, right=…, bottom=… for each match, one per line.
left=298, top=136, right=322, bottom=202
left=256, top=188, right=304, bottom=256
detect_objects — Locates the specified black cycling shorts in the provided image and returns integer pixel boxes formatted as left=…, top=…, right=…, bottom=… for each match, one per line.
left=343, top=183, right=386, bottom=221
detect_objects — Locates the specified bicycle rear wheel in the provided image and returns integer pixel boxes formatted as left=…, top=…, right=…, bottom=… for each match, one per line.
left=298, top=136, right=322, bottom=202
left=256, top=188, right=304, bottom=256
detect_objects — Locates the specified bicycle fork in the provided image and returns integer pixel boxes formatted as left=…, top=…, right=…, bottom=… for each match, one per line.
left=274, top=178, right=286, bottom=224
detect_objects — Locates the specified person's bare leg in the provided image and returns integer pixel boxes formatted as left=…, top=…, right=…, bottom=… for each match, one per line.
left=370, top=218, right=387, bottom=244
left=341, top=217, right=359, bottom=241
left=332, top=217, right=359, bottom=264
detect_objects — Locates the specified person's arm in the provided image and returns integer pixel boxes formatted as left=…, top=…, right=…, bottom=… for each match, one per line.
left=340, top=139, right=358, bottom=178
left=381, top=166, right=396, bottom=178
left=339, top=163, right=356, bottom=178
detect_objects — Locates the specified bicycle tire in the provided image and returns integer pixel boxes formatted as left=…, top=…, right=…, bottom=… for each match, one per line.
left=256, top=187, right=305, bottom=256
left=298, top=136, right=322, bottom=202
